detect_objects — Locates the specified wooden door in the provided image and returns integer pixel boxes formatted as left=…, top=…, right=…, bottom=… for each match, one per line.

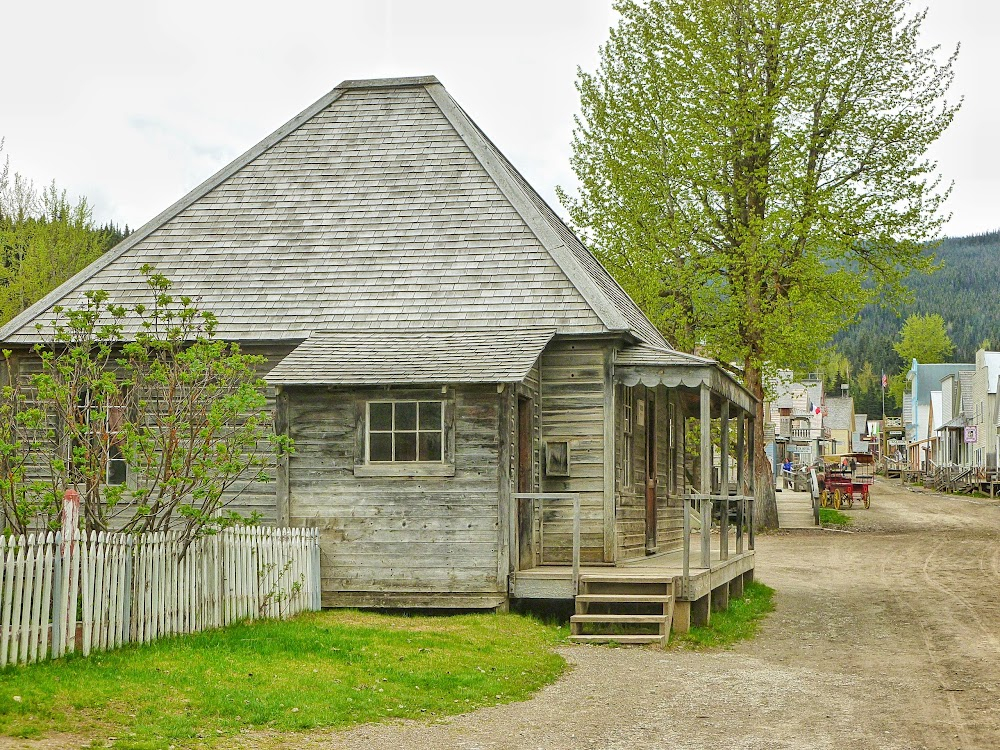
left=645, top=394, right=657, bottom=552
left=516, top=397, right=534, bottom=570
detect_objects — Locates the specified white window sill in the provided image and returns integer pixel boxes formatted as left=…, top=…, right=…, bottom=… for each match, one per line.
left=354, top=463, right=456, bottom=478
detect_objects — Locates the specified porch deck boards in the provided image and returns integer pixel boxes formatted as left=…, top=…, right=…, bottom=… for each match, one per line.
left=512, top=536, right=754, bottom=601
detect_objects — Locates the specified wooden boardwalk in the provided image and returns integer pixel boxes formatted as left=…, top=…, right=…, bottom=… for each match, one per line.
left=775, top=490, right=817, bottom=529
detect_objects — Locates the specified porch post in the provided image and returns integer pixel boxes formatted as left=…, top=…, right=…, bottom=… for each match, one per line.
left=674, top=390, right=685, bottom=497
left=720, top=400, right=730, bottom=561
left=748, top=413, right=756, bottom=550
left=700, top=384, right=712, bottom=568
left=736, top=410, right=745, bottom=554
left=680, top=393, right=690, bottom=589
left=736, top=409, right=745, bottom=491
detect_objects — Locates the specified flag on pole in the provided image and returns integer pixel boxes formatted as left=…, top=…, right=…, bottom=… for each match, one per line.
left=881, top=372, right=888, bottom=389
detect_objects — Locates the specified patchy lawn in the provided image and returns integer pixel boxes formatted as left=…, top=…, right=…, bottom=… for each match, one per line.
left=670, top=581, right=776, bottom=650
left=0, top=610, right=567, bottom=749
left=820, top=507, right=852, bottom=527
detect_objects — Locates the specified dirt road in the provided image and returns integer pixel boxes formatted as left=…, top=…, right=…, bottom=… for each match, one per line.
left=291, top=478, right=1000, bottom=750
left=9, top=479, right=1000, bottom=749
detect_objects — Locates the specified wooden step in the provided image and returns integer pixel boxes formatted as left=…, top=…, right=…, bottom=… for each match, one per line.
left=575, top=594, right=673, bottom=604
left=568, top=634, right=666, bottom=645
left=571, top=614, right=669, bottom=624
left=578, top=574, right=674, bottom=584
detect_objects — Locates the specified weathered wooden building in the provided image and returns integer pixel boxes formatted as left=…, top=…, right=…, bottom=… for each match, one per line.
left=1, top=77, right=756, bottom=637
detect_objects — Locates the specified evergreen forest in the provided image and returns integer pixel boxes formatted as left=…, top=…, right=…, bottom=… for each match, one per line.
left=829, top=230, right=1000, bottom=417
left=0, top=150, right=128, bottom=328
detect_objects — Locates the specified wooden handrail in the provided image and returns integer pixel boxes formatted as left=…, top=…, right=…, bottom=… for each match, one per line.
left=512, top=493, right=582, bottom=594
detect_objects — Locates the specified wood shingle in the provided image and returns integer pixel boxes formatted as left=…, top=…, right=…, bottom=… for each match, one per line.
left=0, top=77, right=666, bottom=349
left=267, top=328, right=555, bottom=385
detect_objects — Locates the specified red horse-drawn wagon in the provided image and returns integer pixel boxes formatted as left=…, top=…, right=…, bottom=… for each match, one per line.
left=820, top=453, right=874, bottom=509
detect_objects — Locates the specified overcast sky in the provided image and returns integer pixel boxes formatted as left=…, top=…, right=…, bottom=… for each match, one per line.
left=2, top=0, right=995, bottom=238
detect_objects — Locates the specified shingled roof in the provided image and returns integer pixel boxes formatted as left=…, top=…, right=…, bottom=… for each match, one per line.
left=268, top=328, right=555, bottom=386
left=0, top=76, right=667, bottom=348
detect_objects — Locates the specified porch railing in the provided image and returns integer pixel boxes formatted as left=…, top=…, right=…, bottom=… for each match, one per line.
left=512, top=493, right=581, bottom=594
left=681, top=494, right=754, bottom=597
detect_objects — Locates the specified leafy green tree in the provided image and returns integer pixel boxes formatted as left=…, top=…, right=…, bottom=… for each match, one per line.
left=3, top=269, right=290, bottom=548
left=893, top=313, right=955, bottom=365
left=888, top=312, right=955, bottom=406
left=561, top=0, right=957, bottom=526
left=0, top=143, right=122, bottom=327
left=835, top=230, right=1000, bottom=381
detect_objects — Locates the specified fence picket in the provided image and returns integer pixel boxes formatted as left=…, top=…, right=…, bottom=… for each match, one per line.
left=0, top=526, right=319, bottom=667
left=17, top=536, right=35, bottom=664
left=66, top=531, right=80, bottom=655
left=106, top=537, right=120, bottom=652
left=80, top=532, right=94, bottom=656
left=38, top=536, right=55, bottom=662
left=96, top=532, right=111, bottom=651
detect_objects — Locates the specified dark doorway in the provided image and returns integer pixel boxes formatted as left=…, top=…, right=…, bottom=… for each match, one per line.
left=645, top=394, right=657, bottom=552
left=517, top=397, right=534, bottom=570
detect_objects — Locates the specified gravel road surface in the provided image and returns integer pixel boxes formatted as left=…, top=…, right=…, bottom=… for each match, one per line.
left=9, top=478, right=999, bottom=749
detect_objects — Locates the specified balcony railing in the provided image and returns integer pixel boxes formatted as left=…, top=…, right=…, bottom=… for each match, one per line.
left=681, top=493, right=754, bottom=597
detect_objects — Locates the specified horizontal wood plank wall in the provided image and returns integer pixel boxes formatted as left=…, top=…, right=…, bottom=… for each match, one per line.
left=615, top=384, right=684, bottom=561
left=287, top=384, right=503, bottom=607
left=508, top=364, right=542, bottom=574
left=223, top=345, right=294, bottom=525
left=10, top=345, right=291, bottom=530
left=539, top=340, right=609, bottom=564
left=524, top=363, right=542, bottom=495
left=615, top=382, right=645, bottom=561
left=657, top=385, right=683, bottom=552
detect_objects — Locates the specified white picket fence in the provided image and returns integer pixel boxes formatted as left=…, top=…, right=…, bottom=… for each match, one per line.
left=0, top=527, right=321, bottom=667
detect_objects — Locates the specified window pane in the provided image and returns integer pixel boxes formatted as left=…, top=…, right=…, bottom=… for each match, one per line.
left=107, top=459, right=127, bottom=486
left=370, top=432, right=393, bottom=461
left=370, top=402, right=392, bottom=431
left=419, top=402, right=442, bottom=430
left=395, top=402, right=417, bottom=430
left=395, top=432, right=417, bottom=461
left=419, top=432, right=442, bottom=461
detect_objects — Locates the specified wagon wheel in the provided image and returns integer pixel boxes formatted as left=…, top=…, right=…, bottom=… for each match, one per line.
left=863, top=487, right=871, bottom=509
left=844, top=490, right=854, bottom=510
left=819, top=490, right=829, bottom=508
left=832, top=489, right=842, bottom=510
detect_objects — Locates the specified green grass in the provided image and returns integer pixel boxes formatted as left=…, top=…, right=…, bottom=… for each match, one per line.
left=0, top=611, right=566, bottom=749
left=670, top=581, right=775, bottom=650
left=819, top=507, right=852, bottom=527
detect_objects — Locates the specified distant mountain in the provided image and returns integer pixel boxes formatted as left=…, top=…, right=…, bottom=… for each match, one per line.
left=832, top=229, right=1000, bottom=415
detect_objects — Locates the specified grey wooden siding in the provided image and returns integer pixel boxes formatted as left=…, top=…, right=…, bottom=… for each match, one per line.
left=286, top=384, right=504, bottom=606
left=7, top=344, right=288, bottom=529
left=615, top=383, right=644, bottom=560
left=657, top=386, right=684, bottom=550
left=615, top=383, right=684, bottom=561
left=539, top=339, right=609, bottom=563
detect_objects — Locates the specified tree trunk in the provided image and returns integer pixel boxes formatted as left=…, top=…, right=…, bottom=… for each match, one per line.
left=745, top=362, right=779, bottom=530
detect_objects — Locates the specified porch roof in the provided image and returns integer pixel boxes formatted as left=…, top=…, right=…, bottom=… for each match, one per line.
left=266, top=326, right=555, bottom=386
left=613, top=344, right=757, bottom=413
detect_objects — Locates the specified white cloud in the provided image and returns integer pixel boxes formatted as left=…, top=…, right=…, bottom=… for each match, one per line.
left=1, top=0, right=992, bottom=237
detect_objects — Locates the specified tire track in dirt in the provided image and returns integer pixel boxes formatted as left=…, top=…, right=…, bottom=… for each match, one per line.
left=878, top=537, right=972, bottom=748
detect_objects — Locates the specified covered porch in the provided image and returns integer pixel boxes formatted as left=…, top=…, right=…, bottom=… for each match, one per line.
left=511, top=344, right=759, bottom=642
left=511, top=529, right=755, bottom=633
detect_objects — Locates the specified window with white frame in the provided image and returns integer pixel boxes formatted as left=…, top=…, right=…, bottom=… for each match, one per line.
left=367, top=400, right=444, bottom=463
left=74, top=392, right=128, bottom=486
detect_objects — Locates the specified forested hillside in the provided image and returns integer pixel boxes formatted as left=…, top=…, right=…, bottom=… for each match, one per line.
left=831, top=230, right=1000, bottom=415
left=0, top=150, right=128, bottom=328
